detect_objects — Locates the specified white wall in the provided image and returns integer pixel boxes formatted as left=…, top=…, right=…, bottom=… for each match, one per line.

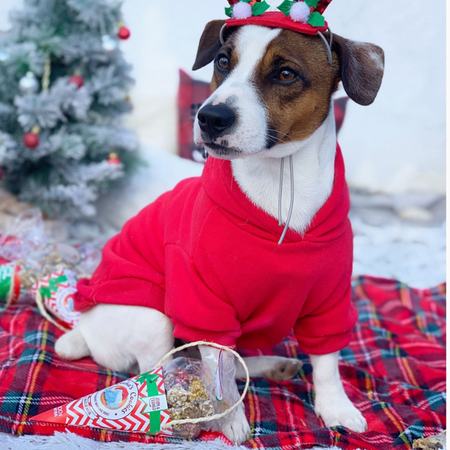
left=0, top=0, right=446, bottom=194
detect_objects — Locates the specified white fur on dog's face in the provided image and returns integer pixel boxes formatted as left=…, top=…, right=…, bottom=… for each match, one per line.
left=194, top=26, right=281, bottom=159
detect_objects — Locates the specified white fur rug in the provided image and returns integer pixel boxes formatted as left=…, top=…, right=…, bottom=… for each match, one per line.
left=0, top=431, right=352, bottom=450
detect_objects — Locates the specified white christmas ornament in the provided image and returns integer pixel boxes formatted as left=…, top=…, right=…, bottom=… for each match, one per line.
left=19, top=71, right=40, bottom=95
left=102, top=35, right=119, bottom=54
left=0, top=50, right=10, bottom=62
left=233, top=2, right=252, bottom=19
left=290, top=1, right=311, bottom=23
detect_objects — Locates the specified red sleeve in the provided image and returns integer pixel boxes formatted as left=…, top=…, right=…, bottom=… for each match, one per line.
left=294, top=281, right=358, bottom=355
left=164, top=245, right=242, bottom=347
left=294, top=228, right=357, bottom=355
left=75, top=193, right=169, bottom=314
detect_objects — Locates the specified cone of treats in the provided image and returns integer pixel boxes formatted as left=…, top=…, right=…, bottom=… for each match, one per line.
left=30, top=269, right=80, bottom=330
left=31, top=342, right=250, bottom=440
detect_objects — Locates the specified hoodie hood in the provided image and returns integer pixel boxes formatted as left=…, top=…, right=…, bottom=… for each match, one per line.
left=201, top=143, right=350, bottom=244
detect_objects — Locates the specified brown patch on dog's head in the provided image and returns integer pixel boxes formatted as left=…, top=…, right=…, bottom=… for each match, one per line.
left=252, top=29, right=340, bottom=146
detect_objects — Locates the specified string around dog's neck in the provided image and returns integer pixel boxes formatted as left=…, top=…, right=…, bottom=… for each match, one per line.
left=277, top=155, right=294, bottom=244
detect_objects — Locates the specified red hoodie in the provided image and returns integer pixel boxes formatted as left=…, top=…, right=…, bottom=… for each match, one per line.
left=76, top=145, right=357, bottom=355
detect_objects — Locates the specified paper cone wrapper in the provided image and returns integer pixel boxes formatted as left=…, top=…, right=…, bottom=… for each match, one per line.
left=31, top=366, right=172, bottom=435
left=30, top=269, right=80, bottom=328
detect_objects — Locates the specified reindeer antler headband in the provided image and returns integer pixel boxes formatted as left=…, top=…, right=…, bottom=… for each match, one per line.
left=222, top=0, right=333, bottom=64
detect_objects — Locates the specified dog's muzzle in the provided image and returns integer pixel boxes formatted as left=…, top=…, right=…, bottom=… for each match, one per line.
left=198, top=103, right=236, bottom=141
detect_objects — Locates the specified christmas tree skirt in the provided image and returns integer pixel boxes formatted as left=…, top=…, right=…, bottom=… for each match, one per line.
left=0, top=277, right=445, bottom=450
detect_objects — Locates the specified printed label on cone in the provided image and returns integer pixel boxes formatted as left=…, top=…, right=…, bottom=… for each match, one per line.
left=31, top=366, right=172, bottom=435
left=89, top=379, right=139, bottom=420
left=31, top=269, right=80, bottom=328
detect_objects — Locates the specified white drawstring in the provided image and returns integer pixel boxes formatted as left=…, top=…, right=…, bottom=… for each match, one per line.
left=278, top=155, right=295, bottom=245
left=278, top=157, right=285, bottom=226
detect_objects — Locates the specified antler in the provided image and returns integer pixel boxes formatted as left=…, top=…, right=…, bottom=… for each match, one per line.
left=316, top=0, right=332, bottom=14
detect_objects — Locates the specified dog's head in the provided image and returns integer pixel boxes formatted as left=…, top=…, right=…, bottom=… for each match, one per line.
left=192, top=21, right=384, bottom=160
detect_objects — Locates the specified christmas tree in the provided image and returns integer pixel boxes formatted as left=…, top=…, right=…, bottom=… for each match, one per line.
left=0, top=0, right=140, bottom=219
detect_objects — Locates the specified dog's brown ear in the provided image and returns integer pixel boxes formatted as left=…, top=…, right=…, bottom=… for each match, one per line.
left=192, top=20, right=226, bottom=71
left=332, top=34, right=385, bottom=106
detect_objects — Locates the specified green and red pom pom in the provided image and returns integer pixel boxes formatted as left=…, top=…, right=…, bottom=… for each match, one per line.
left=277, top=0, right=325, bottom=27
left=225, top=0, right=270, bottom=19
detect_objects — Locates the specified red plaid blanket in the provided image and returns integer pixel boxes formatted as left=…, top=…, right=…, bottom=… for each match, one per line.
left=0, top=276, right=445, bottom=449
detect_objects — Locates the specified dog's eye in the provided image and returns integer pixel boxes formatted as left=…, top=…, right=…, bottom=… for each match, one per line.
left=217, top=56, right=230, bottom=71
left=277, top=69, right=297, bottom=83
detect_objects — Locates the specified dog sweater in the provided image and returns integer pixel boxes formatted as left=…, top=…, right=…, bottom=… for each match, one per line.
left=75, top=145, right=357, bottom=355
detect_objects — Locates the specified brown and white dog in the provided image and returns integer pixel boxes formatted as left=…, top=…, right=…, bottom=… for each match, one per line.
left=56, top=20, right=384, bottom=444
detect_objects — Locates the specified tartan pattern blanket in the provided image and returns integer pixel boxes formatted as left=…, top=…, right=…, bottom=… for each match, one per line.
left=0, top=276, right=445, bottom=450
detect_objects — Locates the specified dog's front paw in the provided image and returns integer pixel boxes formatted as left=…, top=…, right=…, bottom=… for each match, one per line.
left=55, top=328, right=90, bottom=361
left=263, top=357, right=301, bottom=382
left=222, top=404, right=251, bottom=445
left=315, top=392, right=367, bottom=433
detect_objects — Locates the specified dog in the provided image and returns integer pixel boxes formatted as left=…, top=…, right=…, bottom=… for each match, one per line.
left=55, top=17, right=384, bottom=444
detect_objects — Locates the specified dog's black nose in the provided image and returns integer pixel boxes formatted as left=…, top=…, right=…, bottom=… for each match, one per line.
left=197, top=104, right=236, bottom=140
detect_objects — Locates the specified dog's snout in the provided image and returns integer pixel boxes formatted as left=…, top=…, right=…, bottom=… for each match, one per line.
left=198, top=104, right=236, bottom=140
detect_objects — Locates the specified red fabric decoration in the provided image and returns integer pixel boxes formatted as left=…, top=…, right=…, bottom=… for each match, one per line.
left=334, top=96, right=349, bottom=133
left=68, top=75, right=84, bottom=88
left=76, top=145, right=356, bottom=355
left=118, top=26, right=131, bottom=40
left=177, top=69, right=212, bottom=161
left=23, top=132, right=39, bottom=149
left=316, top=0, right=333, bottom=15
left=226, top=11, right=328, bottom=35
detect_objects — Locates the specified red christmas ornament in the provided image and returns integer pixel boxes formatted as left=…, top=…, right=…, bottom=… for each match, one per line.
left=69, top=74, right=84, bottom=88
left=23, top=132, right=39, bottom=149
left=108, top=152, right=121, bottom=165
left=118, top=26, right=130, bottom=40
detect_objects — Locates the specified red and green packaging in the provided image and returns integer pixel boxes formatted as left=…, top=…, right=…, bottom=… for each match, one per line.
left=30, top=269, right=80, bottom=329
left=0, top=262, right=21, bottom=308
left=31, top=366, right=172, bottom=435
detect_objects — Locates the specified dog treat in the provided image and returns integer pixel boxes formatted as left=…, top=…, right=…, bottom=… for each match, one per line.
left=164, top=360, right=216, bottom=439
left=30, top=269, right=80, bottom=328
left=18, top=244, right=82, bottom=289
left=413, top=431, right=446, bottom=450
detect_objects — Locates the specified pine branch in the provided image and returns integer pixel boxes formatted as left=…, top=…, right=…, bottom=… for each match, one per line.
left=15, top=92, right=66, bottom=131
left=66, top=0, right=122, bottom=33
left=51, top=78, right=92, bottom=120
